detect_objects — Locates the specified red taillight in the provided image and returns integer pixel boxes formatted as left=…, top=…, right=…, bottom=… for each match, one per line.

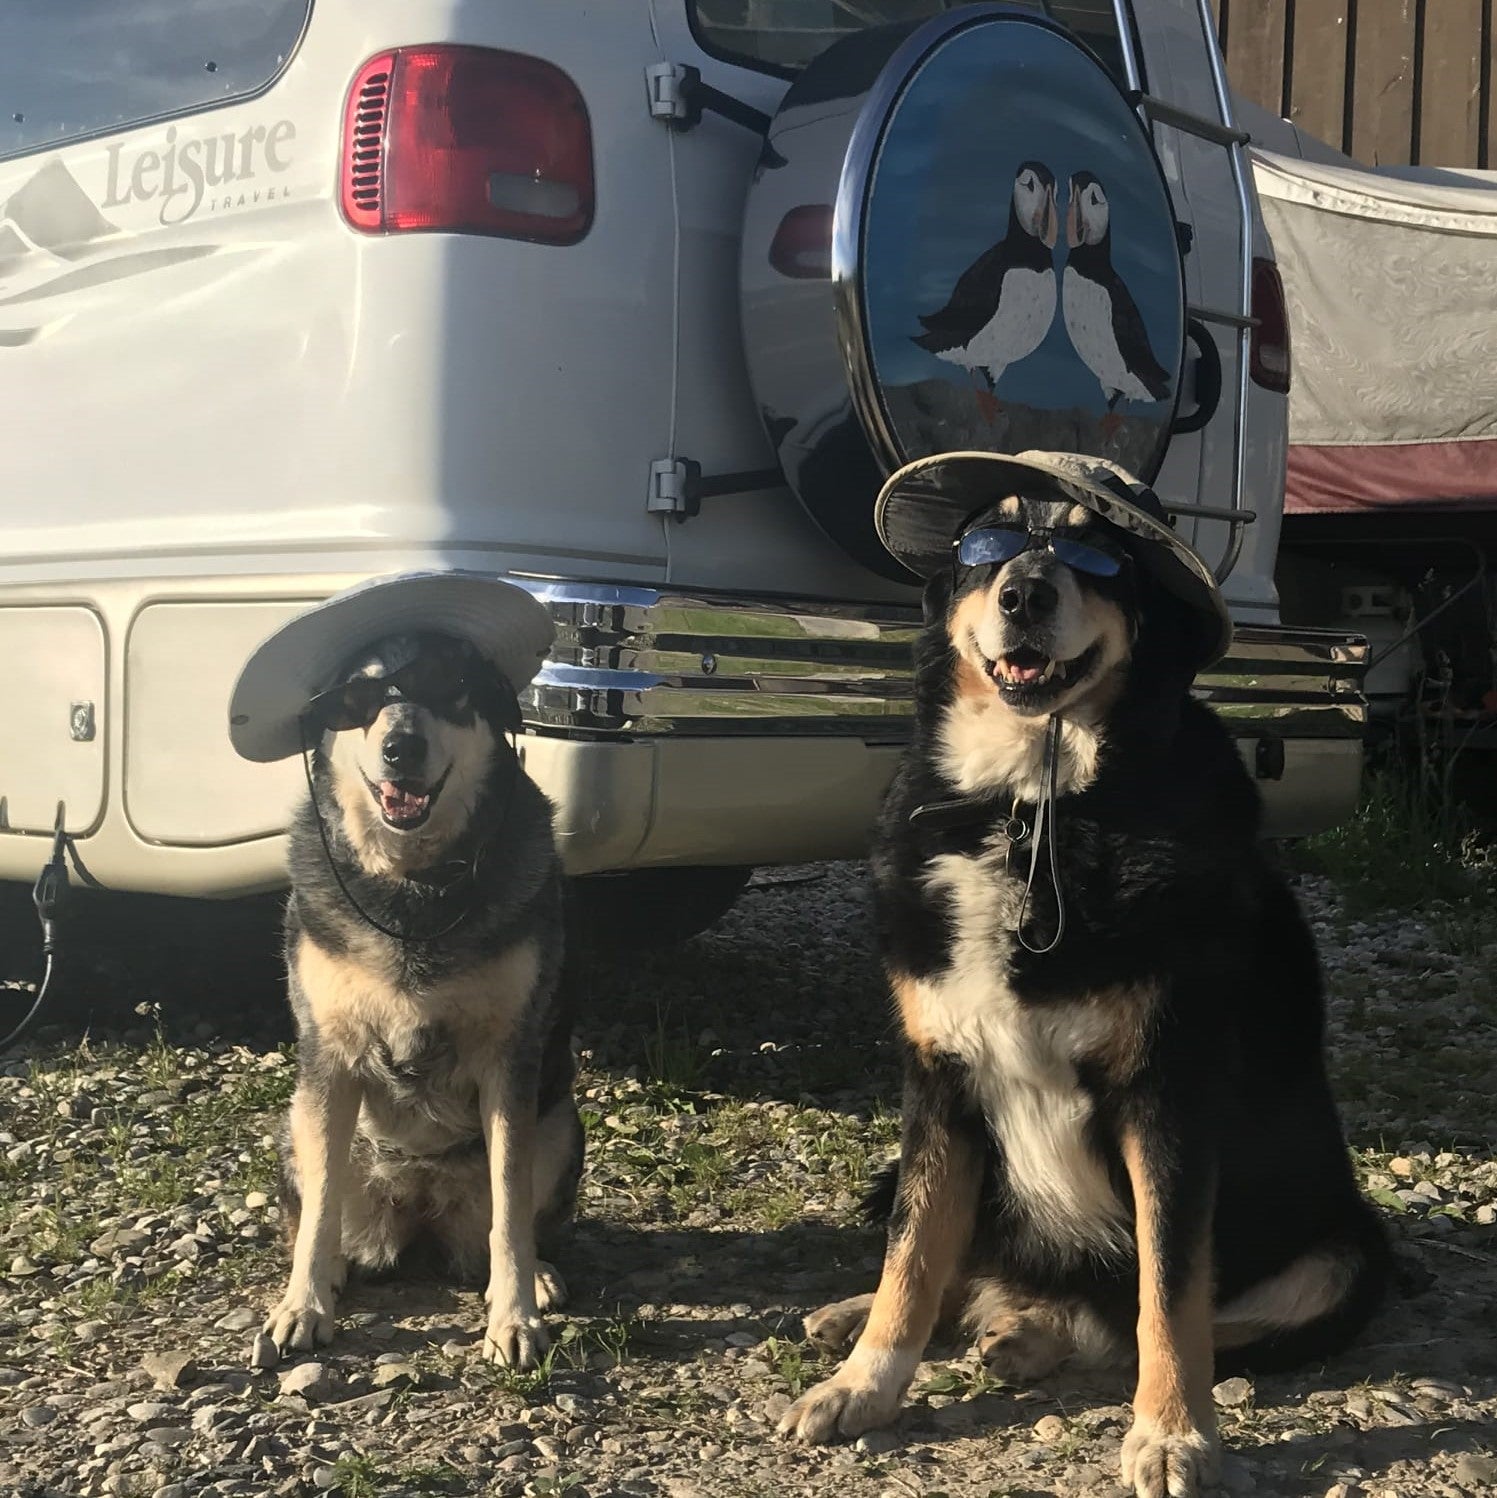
left=340, top=45, right=594, bottom=243
left=1250, top=256, right=1290, bottom=393
left=769, top=205, right=834, bottom=279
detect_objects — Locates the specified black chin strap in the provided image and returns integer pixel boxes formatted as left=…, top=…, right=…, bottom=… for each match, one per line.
left=1015, top=714, right=1066, bottom=954
left=297, top=721, right=517, bottom=945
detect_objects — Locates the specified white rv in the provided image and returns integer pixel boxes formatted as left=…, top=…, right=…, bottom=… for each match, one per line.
left=0, top=1, right=1365, bottom=926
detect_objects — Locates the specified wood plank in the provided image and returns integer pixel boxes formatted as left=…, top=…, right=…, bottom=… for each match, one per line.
left=1287, top=0, right=1351, bottom=152
left=1419, top=0, right=1483, bottom=164
left=1349, top=0, right=1418, bottom=165
left=1226, top=0, right=1288, bottom=117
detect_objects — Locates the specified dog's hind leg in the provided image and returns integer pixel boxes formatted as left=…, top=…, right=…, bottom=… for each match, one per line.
left=963, top=1281, right=1126, bottom=1382
left=264, top=1062, right=362, bottom=1353
left=805, top=1294, right=874, bottom=1356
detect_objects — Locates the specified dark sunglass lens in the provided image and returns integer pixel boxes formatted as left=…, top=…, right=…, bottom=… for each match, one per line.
left=1052, top=537, right=1123, bottom=577
left=956, top=528, right=1027, bottom=568
left=398, top=655, right=468, bottom=708
left=308, top=679, right=380, bottom=732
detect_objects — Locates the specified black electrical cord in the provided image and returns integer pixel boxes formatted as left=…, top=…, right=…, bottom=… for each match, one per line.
left=1, top=820, right=71, bottom=1052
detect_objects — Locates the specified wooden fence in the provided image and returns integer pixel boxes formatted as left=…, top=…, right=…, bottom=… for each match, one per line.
left=1210, top=0, right=1495, bottom=167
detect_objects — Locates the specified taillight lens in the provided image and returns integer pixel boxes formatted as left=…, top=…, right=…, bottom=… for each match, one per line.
left=1250, top=256, right=1290, bottom=393
left=340, top=45, right=594, bottom=243
left=769, top=205, right=834, bottom=279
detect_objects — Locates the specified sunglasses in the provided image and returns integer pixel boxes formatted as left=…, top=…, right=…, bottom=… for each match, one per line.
left=305, top=650, right=473, bottom=734
left=954, top=525, right=1124, bottom=578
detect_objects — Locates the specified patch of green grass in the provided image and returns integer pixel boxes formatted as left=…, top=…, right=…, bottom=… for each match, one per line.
left=759, top=1335, right=829, bottom=1397
left=917, top=1362, right=1011, bottom=1400
left=1291, top=766, right=1489, bottom=917
left=328, top=1454, right=384, bottom=1498
left=528, top=1474, right=586, bottom=1496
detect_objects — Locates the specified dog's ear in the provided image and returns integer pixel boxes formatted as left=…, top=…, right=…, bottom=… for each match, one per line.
left=1131, top=571, right=1204, bottom=705
left=492, top=676, right=523, bottom=735
left=921, top=569, right=953, bottom=628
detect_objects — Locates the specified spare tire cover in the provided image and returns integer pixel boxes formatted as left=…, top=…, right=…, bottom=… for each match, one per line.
left=741, top=6, right=1185, bottom=581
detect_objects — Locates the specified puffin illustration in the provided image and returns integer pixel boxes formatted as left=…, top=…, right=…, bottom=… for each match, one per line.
left=911, top=161, right=1059, bottom=421
left=1062, top=171, right=1171, bottom=433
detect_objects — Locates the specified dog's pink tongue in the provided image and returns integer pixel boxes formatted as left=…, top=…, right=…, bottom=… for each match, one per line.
left=380, top=782, right=427, bottom=819
left=1002, top=659, right=1045, bottom=684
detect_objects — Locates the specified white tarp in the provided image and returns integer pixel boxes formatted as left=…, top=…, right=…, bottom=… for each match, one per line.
left=1252, top=148, right=1497, bottom=511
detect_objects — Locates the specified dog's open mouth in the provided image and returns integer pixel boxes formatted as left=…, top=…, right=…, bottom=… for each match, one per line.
left=362, top=768, right=449, bottom=831
left=982, top=643, right=1099, bottom=703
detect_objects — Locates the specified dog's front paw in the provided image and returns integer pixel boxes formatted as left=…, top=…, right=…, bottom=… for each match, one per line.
left=482, top=1310, right=550, bottom=1370
left=1121, top=1415, right=1219, bottom=1498
left=776, top=1367, right=905, bottom=1444
left=264, top=1282, right=337, bottom=1353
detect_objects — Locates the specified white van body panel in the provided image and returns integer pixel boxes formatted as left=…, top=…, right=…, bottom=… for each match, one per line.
left=0, top=0, right=1356, bottom=896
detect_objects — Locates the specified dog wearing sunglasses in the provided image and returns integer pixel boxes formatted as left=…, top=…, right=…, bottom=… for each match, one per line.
left=263, top=630, right=582, bottom=1370
left=778, top=489, right=1387, bottom=1497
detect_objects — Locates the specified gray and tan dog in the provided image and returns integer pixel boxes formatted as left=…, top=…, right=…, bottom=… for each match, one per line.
left=230, top=576, right=578, bottom=1372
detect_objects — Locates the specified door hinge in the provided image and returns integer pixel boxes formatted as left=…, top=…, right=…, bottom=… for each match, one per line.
left=647, top=458, right=785, bottom=520
left=648, top=457, right=703, bottom=519
left=645, top=62, right=771, bottom=136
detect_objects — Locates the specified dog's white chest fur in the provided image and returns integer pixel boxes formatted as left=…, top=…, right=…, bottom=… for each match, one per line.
left=914, top=841, right=1128, bottom=1254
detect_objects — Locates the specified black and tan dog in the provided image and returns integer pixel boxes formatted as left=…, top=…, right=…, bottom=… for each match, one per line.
left=777, top=453, right=1387, bottom=1497
left=230, top=574, right=576, bottom=1370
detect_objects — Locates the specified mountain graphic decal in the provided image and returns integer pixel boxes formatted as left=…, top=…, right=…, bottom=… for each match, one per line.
left=0, top=159, right=121, bottom=278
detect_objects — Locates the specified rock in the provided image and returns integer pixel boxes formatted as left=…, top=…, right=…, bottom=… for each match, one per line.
left=724, top=1331, right=760, bottom=1348
left=127, top=1402, right=176, bottom=1423
left=370, top=1363, right=416, bottom=1390
left=1324, top=1484, right=1361, bottom=1498
left=554, top=1392, right=586, bottom=1415
left=74, top=1320, right=109, bottom=1344
left=249, top=1334, right=279, bottom=1371
left=1388, top=1157, right=1414, bottom=1177
left=90, top=1228, right=149, bottom=1258
left=20, top=1405, right=56, bottom=1428
left=244, top=1193, right=269, bottom=1210
left=277, top=1362, right=333, bottom=1401
left=8, top=1254, right=39, bottom=1277
left=141, top=1351, right=196, bottom=1390
left=214, top=1308, right=259, bottom=1332
left=143, top=1427, right=192, bottom=1448
left=311, top=1468, right=339, bottom=1491
left=1213, top=1376, right=1253, bottom=1407
left=1033, top=1414, right=1068, bottom=1441
left=854, top=1429, right=900, bottom=1455
left=1455, top=1454, right=1497, bottom=1487
left=762, top=1392, right=791, bottom=1422
left=154, top=1486, right=191, bottom=1498
left=1476, top=1204, right=1496, bottom=1226
left=532, top=1435, right=567, bottom=1460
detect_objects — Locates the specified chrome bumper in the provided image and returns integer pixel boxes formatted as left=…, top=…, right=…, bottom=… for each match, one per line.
left=516, top=579, right=1367, bottom=749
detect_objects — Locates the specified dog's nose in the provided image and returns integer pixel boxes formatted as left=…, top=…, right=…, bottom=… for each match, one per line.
left=381, top=730, right=426, bottom=773
left=998, top=575, right=1059, bottom=622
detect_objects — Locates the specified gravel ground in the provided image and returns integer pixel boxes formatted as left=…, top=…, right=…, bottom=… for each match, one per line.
left=1, top=863, right=1494, bottom=1498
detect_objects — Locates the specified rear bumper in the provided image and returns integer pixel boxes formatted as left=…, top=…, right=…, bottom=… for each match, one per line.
left=0, top=575, right=1365, bottom=895
left=520, top=580, right=1368, bottom=840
